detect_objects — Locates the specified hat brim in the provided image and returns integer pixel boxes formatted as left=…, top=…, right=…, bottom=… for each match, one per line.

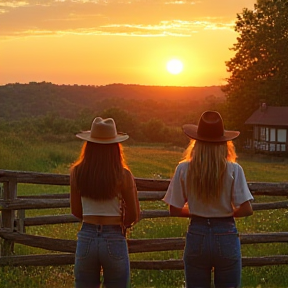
left=182, top=124, right=240, bottom=142
left=76, top=131, right=129, bottom=144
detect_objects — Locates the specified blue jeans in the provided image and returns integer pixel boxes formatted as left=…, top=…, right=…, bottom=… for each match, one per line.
left=74, top=222, right=130, bottom=288
left=183, top=216, right=241, bottom=288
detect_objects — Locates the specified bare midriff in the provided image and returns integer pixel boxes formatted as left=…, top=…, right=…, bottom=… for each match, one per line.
left=83, top=215, right=122, bottom=225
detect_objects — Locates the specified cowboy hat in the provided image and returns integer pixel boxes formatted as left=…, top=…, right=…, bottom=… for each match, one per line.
left=182, top=111, right=240, bottom=142
left=76, top=117, right=129, bottom=144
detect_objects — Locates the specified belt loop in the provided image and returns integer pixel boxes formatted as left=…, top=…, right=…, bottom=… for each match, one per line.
left=207, top=218, right=211, bottom=226
left=97, top=225, right=103, bottom=232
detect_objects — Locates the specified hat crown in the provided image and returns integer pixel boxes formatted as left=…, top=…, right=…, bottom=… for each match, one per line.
left=91, top=117, right=117, bottom=139
left=76, top=117, right=129, bottom=144
left=197, top=111, right=224, bottom=139
left=182, top=110, right=240, bottom=142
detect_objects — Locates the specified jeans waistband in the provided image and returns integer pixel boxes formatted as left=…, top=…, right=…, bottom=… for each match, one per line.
left=82, top=222, right=122, bottom=233
left=190, top=215, right=235, bottom=226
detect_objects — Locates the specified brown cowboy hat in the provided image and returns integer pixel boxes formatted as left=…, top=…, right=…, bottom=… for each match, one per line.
left=76, top=117, right=129, bottom=144
left=182, top=111, right=240, bottom=142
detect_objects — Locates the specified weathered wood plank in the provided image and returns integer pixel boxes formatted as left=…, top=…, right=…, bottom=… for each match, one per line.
left=18, top=191, right=167, bottom=201
left=0, top=170, right=171, bottom=191
left=0, top=229, right=76, bottom=253
left=248, top=182, right=288, bottom=195
left=2, top=198, right=288, bottom=211
left=0, top=170, right=70, bottom=186
left=0, top=198, right=70, bottom=210
left=0, top=254, right=287, bottom=268
left=252, top=201, right=288, bottom=210
left=242, top=256, right=288, bottom=267
left=0, top=253, right=75, bottom=266
left=22, top=210, right=169, bottom=226
left=2, top=170, right=287, bottom=195
left=0, top=230, right=287, bottom=254
left=240, top=232, right=288, bottom=244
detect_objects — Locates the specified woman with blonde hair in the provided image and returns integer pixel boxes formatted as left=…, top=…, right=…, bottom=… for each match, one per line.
left=70, top=117, right=140, bottom=288
left=163, top=111, right=253, bottom=288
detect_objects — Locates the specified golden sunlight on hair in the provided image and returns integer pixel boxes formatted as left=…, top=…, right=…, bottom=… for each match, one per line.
left=181, top=140, right=238, bottom=203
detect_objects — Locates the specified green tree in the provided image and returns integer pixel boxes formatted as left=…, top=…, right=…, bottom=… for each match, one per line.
left=141, top=118, right=166, bottom=143
left=223, top=0, right=288, bottom=131
left=100, top=107, right=139, bottom=140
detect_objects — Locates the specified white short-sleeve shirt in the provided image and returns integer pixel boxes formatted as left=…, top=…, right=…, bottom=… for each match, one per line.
left=163, top=161, right=253, bottom=218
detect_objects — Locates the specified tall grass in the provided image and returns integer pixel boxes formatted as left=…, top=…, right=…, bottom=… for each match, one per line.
left=0, top=134, right=288, bottom=287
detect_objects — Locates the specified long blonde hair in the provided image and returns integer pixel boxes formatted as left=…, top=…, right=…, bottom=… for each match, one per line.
left=182, top=140, right=237, bottom=203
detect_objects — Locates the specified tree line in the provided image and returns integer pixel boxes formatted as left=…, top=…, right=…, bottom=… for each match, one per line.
left=0, top=83, right=225, bottom=146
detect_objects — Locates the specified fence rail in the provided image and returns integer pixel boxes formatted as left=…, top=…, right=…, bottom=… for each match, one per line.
left=0, top=169, right=288, bottom=269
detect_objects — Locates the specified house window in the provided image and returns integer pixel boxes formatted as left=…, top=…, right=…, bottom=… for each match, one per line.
left=277, top=129, right=287, bottom=143
left=253, top=127, right=287, bottom=152
left=270, top=128, right=276, bottom=141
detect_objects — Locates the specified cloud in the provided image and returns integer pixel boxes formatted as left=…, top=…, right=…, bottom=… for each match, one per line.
left=0, top=0, right=240, bottom=38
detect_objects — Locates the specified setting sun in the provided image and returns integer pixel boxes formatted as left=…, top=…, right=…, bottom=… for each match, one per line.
left=166, top=59, right=184, bottom=75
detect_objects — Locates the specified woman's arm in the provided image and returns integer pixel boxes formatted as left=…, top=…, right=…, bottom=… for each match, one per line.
left=121, top=169, right=140, bottom=227
left=70, top=171, right=83, bottom=220
left=233, top=200, right=253, bottom=218
left=169, top=203, right=191, bottom=217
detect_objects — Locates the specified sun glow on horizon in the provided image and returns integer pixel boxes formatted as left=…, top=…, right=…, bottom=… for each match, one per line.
left=166, top=59, right=183, bottom=75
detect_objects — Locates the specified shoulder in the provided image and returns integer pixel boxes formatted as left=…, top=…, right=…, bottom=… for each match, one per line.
left=122, top=168, right=136, bottom=186
left=123, top=167, right=134, bottom=179
left=176, top=161, right=190, bottom=171
left=227, top=162, right=243, bottom=172
left=172, top=161, right=189, bottom=178
left=177, top=161, right=190, bottom=173
left=227, top=162, right=246, bottom=180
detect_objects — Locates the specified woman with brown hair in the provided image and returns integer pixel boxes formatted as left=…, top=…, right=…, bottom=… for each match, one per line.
left=70, top=117, right=140, bottom=288
left=163, top=111, right=253, bottom=288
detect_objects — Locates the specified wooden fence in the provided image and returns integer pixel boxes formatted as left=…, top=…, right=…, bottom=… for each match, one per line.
left=0, top=169, right=288, bottom=269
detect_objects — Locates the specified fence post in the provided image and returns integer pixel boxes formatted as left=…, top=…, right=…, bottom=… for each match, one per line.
left=0, top=179, right=17, bottom=256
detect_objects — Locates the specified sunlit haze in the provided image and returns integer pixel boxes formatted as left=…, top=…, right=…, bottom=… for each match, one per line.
left=0, top=0, right=255, bottom=87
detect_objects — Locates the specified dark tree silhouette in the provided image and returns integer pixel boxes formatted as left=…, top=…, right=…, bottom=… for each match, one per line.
left=223, top=0, right=288, bottom=131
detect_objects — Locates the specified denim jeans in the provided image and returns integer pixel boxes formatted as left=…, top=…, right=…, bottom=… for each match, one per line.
left=74, top=222, right=130, bottom=288
left=183, top=216, right=241, bottom=288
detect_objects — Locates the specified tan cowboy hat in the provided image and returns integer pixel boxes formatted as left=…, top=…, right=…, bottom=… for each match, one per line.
left=182, top=111, right=240, bottom=142
left=76, top=117, right=129, bottom=144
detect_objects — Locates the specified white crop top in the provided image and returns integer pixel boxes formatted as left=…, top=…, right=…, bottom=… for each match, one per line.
left=81, top=196, right=121, bottom=216
left=163, top=161, right=254, bottom=218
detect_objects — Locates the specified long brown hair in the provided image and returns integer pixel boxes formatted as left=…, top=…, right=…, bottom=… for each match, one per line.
left=182, top=140, right=237, bottom=203
left=70, top=141, right=128, bottom=200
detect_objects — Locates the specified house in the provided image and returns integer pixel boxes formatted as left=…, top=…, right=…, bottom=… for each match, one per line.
left=244, top=103, right=288, bottom=155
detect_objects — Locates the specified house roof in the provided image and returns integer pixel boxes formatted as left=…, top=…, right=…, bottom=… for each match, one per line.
left=245, top=106, right=288, bottom=126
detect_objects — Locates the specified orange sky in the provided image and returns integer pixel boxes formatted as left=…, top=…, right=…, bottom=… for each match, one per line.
left=0, top=0, right=255, bottom=87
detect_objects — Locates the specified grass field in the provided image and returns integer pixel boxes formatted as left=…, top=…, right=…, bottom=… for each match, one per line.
left=0, top=136, right=288, bottom=287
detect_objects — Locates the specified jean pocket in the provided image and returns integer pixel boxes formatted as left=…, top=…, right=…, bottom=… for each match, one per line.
left=75, top=234, right=92, bottom=259
left=107, top=238, right=128, bottom=260
left=215, top=233, right=241, bottom=260
left=184, top=231, right=205, bottom=258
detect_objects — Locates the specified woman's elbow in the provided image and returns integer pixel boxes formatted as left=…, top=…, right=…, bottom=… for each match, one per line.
left=246, top=207, right=253, bottom=217
left=234, top=201, right=253, bottom=217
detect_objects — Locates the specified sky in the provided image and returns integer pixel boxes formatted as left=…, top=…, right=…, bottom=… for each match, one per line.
left=0, top=0, right=256, bottom=87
